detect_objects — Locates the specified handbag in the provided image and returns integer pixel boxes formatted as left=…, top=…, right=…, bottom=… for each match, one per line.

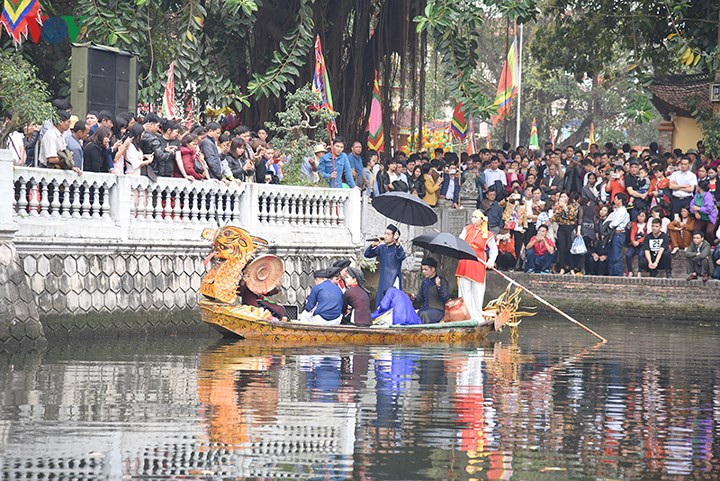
left=443, top=298, right=470, bottom=322
left=56, top=149, right=75, bottom=170
left=570, top=235, right=587, bottom=255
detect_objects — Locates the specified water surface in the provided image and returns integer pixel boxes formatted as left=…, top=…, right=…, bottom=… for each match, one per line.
left=1, top=317, right=719, bottom=480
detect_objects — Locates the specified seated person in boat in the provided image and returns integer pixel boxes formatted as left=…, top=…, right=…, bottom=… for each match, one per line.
left=333, top=259, right=352, bottom=291
left=409, top=257, right=449, bottom=324
left=298, top=266, right=344, bottom=325
left=342, top=267, right=371, bottom=327
left=371, top=287, right=421, bottom=326
left=238, top=280, right=285, bottom=320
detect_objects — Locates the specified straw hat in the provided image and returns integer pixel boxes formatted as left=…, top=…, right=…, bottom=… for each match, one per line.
left=313, top=143, right=328, bottom=155
left=244, top=254, right=284, bottom=295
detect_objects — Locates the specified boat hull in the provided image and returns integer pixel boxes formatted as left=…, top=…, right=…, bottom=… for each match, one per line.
left=199, top=299, right=499, bottom=345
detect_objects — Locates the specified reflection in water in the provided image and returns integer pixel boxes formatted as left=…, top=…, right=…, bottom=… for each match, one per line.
left=1, top=318, right=720, bottom=480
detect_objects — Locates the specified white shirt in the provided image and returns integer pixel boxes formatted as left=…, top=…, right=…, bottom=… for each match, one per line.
left=668, top=170, right=697, bottom=198
left=38, top=125, right=66, bottom=167
left=445, top=177, right=456, bottom=200
left=483, top=168, right=506, bottom=186
left=6, top=131, right=25, bottom=165
left=124, top=143, right=144, bottom=175
left=606, top=206, right=630, bottom=231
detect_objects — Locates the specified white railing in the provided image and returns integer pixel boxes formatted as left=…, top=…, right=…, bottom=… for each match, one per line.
left=0, top=151, right=361, bottom=247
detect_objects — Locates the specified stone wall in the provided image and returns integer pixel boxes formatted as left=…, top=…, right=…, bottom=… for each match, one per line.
left=486, top=272, right=720, bottom=322
left=10, top=241, right=356, bottom=340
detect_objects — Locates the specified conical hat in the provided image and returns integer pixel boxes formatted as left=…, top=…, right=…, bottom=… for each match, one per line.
left=244, top=254, right=284, bottom=295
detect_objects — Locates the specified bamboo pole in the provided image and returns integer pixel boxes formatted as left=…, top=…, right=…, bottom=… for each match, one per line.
left=481, top=259, right=608, bottom=344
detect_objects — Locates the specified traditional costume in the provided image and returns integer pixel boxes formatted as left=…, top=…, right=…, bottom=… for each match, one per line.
left=456, top=213, right=498, bottom=323
left=413, top=257, right=450, bottom=324
left=342, top=266, right=371, bottom=326
left=371, top=288, right=421, bottom=326
left=299, top=267, right=344, bottom=325
left=364, top=224, right=406, bottom=309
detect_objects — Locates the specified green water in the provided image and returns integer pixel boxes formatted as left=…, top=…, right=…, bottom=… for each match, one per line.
left=1, top=316, right=718, bottom=480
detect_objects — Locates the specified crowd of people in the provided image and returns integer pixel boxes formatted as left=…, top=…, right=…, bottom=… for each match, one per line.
left=5, top=99, right=720, bottom=282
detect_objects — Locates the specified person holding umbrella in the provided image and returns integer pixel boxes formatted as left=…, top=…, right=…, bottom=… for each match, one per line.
left=410, top=257, right=450, bottom=324
left=364, top=224, right=406, bottom=309
left=456, top=210, right=498, bottom=322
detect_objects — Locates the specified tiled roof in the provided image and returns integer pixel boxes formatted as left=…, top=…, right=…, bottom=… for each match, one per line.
left=649, top=74, right=712, bottom=118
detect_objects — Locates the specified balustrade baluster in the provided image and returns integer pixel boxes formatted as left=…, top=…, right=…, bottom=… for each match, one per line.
left=151, top=187, right=162, bottom=221
left=28, top=179, right=40, bottom=216
left=170, top=187, right=182, bottom=221
left=17, top=178, right=28, bottom=216
left=322, top=195, right=330, bottom=226
left=257, top=192, right=266, bottom=223
left=217, top=191, right=227, bottom=223
left=91, top=182, right=101, bottom=219
left=267, top=193, right=278, bottom=225
left=39, top=178, right=50, bottom=217
left=50, top=179, right=60, bottom=217
left=277, top=193, right=287, bottom=224
left=297, top=195, right=306, bottom=225
left=71, top=181, right=81, bottom=218
left=163, top=187, right=173, bottom=222
left=208, top=188, right=218, bottom=226
left=61, top=180, right=71, bottom=218
left=198, top=188, right=207, bottom=222
left=101, top=182, right=111, bottom=219
left=190, top=188, right=199, bottom=222
left=81, top=181, right=92, bottom=218
left=181, top=188, right=191, bottom=222
left=337, top=195, right=346, bottom=226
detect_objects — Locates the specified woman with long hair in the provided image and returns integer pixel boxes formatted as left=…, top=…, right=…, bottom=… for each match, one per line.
left=83, top=126, right=113, bottom=173
left=117, top=123, right=152, bottom=176
left=667, top=206, right=694, bottom=253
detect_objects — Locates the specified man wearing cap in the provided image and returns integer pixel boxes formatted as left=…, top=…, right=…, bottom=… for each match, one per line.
left=342, top=267, right=371, bottom=326
left=299, top=267, right=344, bottom=325
left=411, top=257, right=450, bottom=324
left=364, top=224, right=406, bottom=309
left=302, top=144, right=326, bottom=183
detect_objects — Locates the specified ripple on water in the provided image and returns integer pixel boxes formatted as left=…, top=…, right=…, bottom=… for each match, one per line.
left=0, top=317, right=719, bottom=480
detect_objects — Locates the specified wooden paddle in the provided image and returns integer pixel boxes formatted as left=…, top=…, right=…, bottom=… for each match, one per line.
left=480, top=258, right=608, bottom=344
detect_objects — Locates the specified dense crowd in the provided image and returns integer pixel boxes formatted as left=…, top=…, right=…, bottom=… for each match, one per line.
left=4, top=99, right=720, bottom=282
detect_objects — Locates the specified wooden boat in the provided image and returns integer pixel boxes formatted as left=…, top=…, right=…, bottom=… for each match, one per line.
left=199, top=298, right=510, bottom=345
left=198, top=226, right=527, bottom=345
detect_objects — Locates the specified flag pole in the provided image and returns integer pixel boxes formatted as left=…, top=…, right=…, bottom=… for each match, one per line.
left=514, top=23, right=523, bottom=148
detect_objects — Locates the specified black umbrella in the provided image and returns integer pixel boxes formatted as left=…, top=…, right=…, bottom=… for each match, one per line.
left=412, top=232, right=478, bottom=261
left=371, top=192, right=438, bottom=227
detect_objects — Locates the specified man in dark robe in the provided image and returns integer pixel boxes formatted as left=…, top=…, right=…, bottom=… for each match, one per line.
left=364, top=224, right=406, bottom=309
left=411, top=257, right=449, bottom=324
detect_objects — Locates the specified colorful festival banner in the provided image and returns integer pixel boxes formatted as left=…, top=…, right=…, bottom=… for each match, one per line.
left=486, top=130, right=492, bottom=150
left=161, top=61, right=176, bottom=119
left=491, top=35, right=518, bottom=126
left=312, top=35, right=337, bottom=140
left=367, top=70, right=384, bottom=152
left=450, top=103, right=468, bottom=141
left=589, top=121, right=596, bottom=145
left=1, top=0, right=42, bottom=44
left=550, top=127, right=556, bottom=150
left=529, top=117, right=539, bottom=150
left=466, top=118, right=477, bottom=155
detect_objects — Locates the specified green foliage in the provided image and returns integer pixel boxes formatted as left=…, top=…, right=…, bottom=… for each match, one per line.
left=531, top=0, right=719, bottom=79
left=264, top=85, right=337, bottom=186
left=77, top=0, right=257, bottom=112
left=245, top=0, right=315, bottom=100
left=698, top=113, right=720, bottom=159
left=414, top=0, right=537, bottom=120
left=625, top=94, right=655, bottom=124
left=0, top=50, right=55, bottom=146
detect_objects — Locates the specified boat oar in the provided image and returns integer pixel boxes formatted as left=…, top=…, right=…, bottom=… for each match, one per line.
left=479, top=259, right=608, bottom=344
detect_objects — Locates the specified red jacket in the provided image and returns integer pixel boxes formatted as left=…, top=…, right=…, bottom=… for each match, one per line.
left=175, top=146, right=205, bottom=180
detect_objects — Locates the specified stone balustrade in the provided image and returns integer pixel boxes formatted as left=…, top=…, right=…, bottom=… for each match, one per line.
left=5, top=165, right=361, bottom=247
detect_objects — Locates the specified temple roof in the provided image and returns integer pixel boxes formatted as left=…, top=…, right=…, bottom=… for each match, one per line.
left=649, top=73, right=712, bottom=119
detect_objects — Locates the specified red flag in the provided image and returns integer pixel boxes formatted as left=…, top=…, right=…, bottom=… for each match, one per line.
left=161, top=61, right=176, bottom=118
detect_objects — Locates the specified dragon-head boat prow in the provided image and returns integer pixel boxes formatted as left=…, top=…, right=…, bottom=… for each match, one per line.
left=200, top=226, right=268, bottom=304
